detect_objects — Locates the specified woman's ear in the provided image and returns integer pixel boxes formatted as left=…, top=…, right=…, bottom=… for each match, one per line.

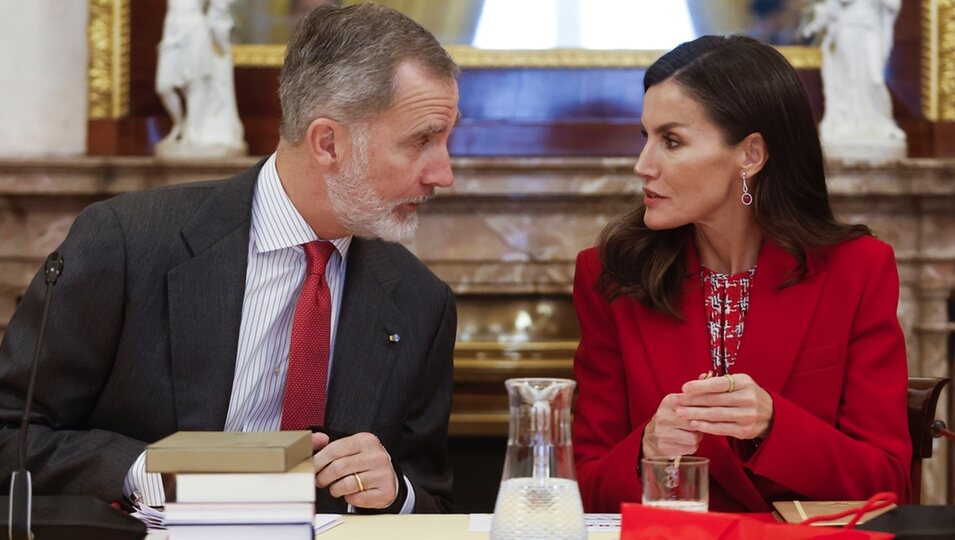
left=739, top=132, right=768, bottom=178
left=304, top=117, right=342, bottom=167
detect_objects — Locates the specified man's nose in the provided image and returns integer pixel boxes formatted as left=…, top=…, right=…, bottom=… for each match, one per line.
left=424, top=151, right=454, bottom=188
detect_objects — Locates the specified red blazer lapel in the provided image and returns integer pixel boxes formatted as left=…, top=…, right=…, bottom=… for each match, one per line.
left=635, top=245, right=711, bottom=398
left=738, top=242, right=827, bottom=394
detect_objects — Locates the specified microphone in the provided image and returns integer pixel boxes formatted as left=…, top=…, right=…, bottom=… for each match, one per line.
left=9, top=252, right=62, bottom=540
left=3, top=253, right=144, bottom=540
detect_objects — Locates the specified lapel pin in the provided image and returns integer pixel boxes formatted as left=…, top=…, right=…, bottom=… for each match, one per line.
left=388, top=333, right=401, bottom=343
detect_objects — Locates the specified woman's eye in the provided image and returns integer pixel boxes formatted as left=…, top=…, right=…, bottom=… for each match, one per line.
left=664, top=137, right=679, bottom=149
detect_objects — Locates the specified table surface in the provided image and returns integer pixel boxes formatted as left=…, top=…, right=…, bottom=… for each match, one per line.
left=322, top=514, right=619, bottom=539
left=146, top=514, right=621, bottom=539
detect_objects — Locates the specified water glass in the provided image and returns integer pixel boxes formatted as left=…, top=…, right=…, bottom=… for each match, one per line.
left=641, top=456, right=708, bottom=512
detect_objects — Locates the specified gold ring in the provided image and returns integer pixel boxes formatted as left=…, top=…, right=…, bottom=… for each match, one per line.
left=725, top=374, right=735, bottom=393
left=354, top=473, right=365, bottom=493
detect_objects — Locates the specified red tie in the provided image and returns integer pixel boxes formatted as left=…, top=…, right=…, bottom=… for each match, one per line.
left=281, top=241, right=336, bottom=430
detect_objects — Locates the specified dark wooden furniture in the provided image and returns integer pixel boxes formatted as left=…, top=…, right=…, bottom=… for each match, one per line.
left=908, top=376, right=951, bottom=504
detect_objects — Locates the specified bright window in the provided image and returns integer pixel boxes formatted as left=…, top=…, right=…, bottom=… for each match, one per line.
left=473, top=0, right=695, bottom=50
left=473, top=0, right=558, bottom=49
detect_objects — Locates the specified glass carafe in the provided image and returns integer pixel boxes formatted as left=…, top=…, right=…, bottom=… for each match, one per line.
left=490, top=378, right=586, bottom=540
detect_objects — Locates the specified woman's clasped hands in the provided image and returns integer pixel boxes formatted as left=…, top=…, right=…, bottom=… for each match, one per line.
left=642, top=373, right=774, bottom=458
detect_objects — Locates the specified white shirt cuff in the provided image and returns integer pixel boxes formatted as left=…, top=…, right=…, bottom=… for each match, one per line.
left=122, top=450, right=167, bottom=507
left=398, top=474, right=416, bottom=514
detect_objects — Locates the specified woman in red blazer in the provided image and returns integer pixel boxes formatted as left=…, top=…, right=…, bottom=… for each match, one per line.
left=571, top=35, right=911, bottom=514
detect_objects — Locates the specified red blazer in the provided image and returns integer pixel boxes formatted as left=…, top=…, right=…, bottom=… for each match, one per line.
left=571, top=236, right=911, bottom=513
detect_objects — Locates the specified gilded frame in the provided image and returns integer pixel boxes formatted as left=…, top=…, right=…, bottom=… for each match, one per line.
left=922, top=0, right=955, bottom=120
left=87, top=0, right=129, bottom=120
left=87, top=0, right=954, bottom=121
left=229, top=44, right=822, bottom=69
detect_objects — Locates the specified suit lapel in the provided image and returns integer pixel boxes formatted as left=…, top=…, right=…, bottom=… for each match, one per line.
left=738, top=241, right=826, bottom=394
left=324, top=239, right=407, bottom=433
left=637, top=243, right=711, bottom=396
left=708, top=241, right=825, bottom=511
left=167, top=166, right=260, bottom=430
left=640, top=240, right=826, bottom=395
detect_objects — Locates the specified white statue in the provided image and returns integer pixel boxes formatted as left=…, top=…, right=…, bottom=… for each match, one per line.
left=155, top=0, right=246, bottom=158
left=802, top=0, right=906, bottom=162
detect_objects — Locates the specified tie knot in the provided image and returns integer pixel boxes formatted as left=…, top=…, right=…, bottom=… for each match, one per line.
left=302, top=241, right=335, bottom=276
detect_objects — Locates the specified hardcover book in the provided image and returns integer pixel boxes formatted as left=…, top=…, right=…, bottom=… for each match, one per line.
left=164, top=501, right=315, bottom=525
left=146, top=431, right=312, bottom=473
left=174, top=458, right=316, bottom=503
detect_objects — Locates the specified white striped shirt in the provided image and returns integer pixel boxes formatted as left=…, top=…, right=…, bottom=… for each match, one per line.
left=223, top=152, right=351, bottom=432
left=124, top=154, right=414, bottom=512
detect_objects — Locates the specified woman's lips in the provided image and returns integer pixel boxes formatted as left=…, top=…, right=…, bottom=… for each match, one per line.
left=643, top=187, right=665, bottom=206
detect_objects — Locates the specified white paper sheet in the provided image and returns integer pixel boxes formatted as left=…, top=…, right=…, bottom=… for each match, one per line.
left=314, top=513, right=343, bottom=535
left=468, top=513, right=621, bottom=532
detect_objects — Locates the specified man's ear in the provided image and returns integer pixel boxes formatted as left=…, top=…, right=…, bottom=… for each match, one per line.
left=739, top=132, right=768, bottom=177
left=304, top=117, right=342, bottom=167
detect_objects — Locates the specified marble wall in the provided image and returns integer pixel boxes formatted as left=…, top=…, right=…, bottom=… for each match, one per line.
left=0, top=156, right=953, bottom=503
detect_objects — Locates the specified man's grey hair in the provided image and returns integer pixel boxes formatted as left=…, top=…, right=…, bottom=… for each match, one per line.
left=278, top=3, right=460, bottom=144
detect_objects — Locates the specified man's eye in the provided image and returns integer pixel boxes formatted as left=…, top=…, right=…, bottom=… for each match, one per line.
left=414, top=136, right=431, bottom=148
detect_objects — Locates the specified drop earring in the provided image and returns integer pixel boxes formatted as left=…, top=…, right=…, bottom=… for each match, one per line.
left=740, top=171, right=753, bottom=206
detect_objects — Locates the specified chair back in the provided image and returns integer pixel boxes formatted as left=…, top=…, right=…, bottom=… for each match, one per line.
left=907, top=376, right=950, bottom=504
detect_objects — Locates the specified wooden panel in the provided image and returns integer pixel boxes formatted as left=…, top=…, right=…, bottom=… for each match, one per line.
left=128, top=0, right=164, bottom=117
left=933, top=123, right=955, bottom=156
left=888, top=0, right=923, bottom=118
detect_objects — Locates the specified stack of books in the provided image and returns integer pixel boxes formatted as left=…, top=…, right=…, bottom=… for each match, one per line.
left=147, top=431, right=317, bottom=539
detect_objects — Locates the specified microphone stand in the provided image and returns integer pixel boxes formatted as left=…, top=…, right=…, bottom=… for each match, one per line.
left=8, top=252, right=63, bottom=540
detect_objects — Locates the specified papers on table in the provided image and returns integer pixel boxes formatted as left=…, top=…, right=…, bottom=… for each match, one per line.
left=583, top=513, right=623, bottom=531
left=131, top=503, right=166, bottom=530
left=133, top=509, right=342, bottom=537
left=314, top=514, right=343, bottom=535
left=467, top=513, right=621, bottom=532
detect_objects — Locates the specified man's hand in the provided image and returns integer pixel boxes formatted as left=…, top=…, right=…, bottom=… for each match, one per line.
left=312, top=432, right=398, bottom=509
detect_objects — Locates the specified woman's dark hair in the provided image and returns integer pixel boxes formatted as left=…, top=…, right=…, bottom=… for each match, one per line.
left=598, top=35, right=870, bottom=318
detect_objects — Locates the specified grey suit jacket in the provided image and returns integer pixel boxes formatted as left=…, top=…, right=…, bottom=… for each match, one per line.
left=0, top=163, right=457, bottom=513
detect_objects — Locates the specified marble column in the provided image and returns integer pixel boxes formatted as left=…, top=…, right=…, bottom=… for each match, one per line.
left=0, top=0, right=88, bottom=157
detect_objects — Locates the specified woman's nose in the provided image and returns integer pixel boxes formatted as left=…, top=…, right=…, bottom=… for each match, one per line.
left=633, top=146, right=655, bottom=180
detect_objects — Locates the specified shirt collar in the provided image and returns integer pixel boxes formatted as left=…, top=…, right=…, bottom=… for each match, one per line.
left=251, top=153, right=352, bottom=260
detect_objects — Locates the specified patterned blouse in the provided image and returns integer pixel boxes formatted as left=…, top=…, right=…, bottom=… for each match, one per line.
left=701, top=266, right=757, bottom=375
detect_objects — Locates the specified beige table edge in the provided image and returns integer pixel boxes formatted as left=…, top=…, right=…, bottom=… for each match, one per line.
left=325, top=514, right=619, bottom=539
left=147, top=514, right=620, bottom=539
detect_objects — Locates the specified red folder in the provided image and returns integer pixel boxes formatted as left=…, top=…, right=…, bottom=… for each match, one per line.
left=620, top=503, right=893, bottom=540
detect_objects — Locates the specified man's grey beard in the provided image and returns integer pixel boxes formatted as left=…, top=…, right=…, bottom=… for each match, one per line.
left=325, top=128, right=427, bottom=242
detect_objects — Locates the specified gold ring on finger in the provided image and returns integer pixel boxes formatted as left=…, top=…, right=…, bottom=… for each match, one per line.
left=354, top=473, right=365, bottom=493
left=725, top=373, right=735, bottom=393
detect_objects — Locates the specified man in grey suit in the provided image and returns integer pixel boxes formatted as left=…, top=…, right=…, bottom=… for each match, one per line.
left=0, top=4, right=458, bottom=514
